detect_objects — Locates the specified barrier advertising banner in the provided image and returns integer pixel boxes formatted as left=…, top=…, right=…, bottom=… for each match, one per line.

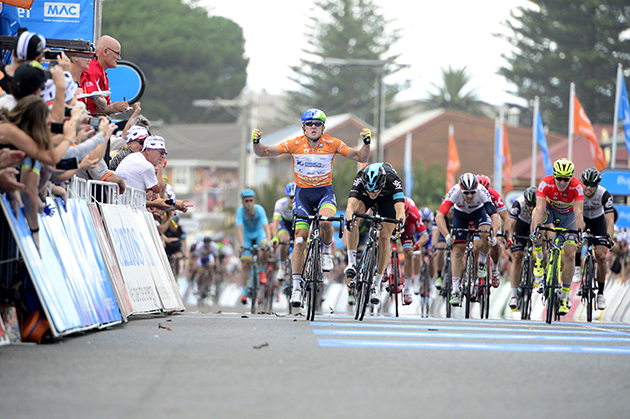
left=18, top=0, right=95, bottom=42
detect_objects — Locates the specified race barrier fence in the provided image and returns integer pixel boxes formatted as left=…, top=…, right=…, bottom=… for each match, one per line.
left=0, top=178, right=183, bottom=343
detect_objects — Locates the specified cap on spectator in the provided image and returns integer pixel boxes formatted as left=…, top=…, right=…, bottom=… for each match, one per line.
left=142, top=135, right=167, bottom=154
left=16, top=31, right=46, bottom=61
left=126, top=125, right=150, bottom=143
left=14, top=61, right=50, bottom=99
left=40, top=71, right=78, bottom=104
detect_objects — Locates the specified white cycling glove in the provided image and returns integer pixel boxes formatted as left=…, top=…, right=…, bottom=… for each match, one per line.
left=445, top=234, right=452, bottom=246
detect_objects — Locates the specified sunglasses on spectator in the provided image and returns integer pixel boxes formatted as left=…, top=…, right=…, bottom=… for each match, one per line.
left=555, top=177, right=571, bottom=182
left=243, top=198, right=254, bottom=203
left=463, top=191, right=476, bottom=196
left=303, top=121, right=324, bottom=127
left=583, top=181, right=598, bottom=187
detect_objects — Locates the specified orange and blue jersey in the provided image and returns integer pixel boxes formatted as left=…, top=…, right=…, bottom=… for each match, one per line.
left=277, top=134, right=349, bottom=188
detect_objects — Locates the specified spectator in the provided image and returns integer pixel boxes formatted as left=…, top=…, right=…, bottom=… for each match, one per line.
left=109, top=124, right=149, bottom=171
left=80, top=35, right=129, bottom=115
left=114, top=134, right=166, bottom=193
left=2, top=30, right=45, bottom=78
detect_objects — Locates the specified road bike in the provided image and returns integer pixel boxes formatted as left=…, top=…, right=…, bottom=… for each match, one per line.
left=350, top=211, right=402, bottom=321
left=578, top=232, right=612, bottom=322
left=451, top=227, right=491, bottom=319
left=534, top=224, right=580, bottom=324
left=418, top=251, right=431, bottom=318
left=434, top=244, right=453, bottom=318
left=293, top=212, right=344, bottom=321
left=278, top=240, right=294, bottom=314
left=241, top=244, right=264, bottom=315
left=259, top=259, right=276, bottom=313
left=384, top=235, right=403, bottom=317
left=513, top=234, right=534, bottom=320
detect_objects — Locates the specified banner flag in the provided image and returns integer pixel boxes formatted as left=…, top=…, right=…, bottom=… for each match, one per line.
left=574, top=94, right=607, bottom=171
left=535, top=109, right=553, bottom=175
left=502, top=123, right=513, bottom=192
left=618, top=76, right=630, bottom=155
left=18, top=0, right=95, bottom=42
left=403, top=132, right=413, bottom=197
left=446, top=125, right=460, bottom=193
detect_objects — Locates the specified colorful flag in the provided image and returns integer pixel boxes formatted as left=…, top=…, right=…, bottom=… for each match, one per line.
left=618, top=76, right=630, bottom=155
left=535, top=109, right=553, bottom=176
left=502, top=123, right=513, bottom=192
left=574, top=95, right=607, bottom=171
left=446, top=125, right=460, bottom=193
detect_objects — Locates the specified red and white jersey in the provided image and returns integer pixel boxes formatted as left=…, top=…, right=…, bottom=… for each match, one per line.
left=487, top=187, right=507, bottom=212
left=438, top=183, right=494, bottom=215
left=536, top=175, right=584, bottom=214
left=404, top=197, right=427, bottom=235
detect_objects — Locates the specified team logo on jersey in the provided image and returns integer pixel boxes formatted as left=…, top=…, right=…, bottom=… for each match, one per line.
left=393, top=180, right=402, bottom=189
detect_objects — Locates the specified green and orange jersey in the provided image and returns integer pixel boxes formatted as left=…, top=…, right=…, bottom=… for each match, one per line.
left=277, top=134, right=350, bottom=188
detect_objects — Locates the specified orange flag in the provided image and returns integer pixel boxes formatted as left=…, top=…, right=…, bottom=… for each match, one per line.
left=502, top=122, right=513, bottom=192
left=1, top=0, right=34, bottom=8
left=574, top=95, right=606, bottom=171
left=446, top=125, right=460, bottom=193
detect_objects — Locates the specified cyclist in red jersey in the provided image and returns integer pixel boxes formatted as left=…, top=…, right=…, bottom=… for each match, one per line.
left=477, top=174, right=509, bottom=287
left=399, top=197, right=429, bottom=305
left=530, top=158, right=584, bottom=316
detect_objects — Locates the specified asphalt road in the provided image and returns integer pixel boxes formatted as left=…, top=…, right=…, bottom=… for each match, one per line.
left=2, top=305, right=629, bottom=419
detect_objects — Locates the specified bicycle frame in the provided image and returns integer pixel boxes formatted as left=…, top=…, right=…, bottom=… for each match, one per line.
left=451, top=227, right=488, bottom=319
left=244, top=244, right=261, bottom=315
left=513, top=235, right=534, bottom=320
left=581, top=232, right=609, bottom=322
left=386, top=238, right=402, bottom=318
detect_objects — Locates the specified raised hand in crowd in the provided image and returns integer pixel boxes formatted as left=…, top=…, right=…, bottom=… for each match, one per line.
left=0, top=167, right=25, bottom=193
left=0, top=149, right=25, bottom=169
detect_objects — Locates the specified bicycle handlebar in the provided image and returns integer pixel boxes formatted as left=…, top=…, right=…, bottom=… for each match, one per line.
left=352, top=211, right=402, bottom=227
left=535, top=224, right=581, bottom=235
left=293, top=211, right=345, bottom=239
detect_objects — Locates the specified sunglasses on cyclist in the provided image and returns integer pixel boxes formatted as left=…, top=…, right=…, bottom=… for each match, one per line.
left=583, top=181, right=599, bottom=187
left=555, top=176, right=571, bottom=182
left=243, top=198, right=254, bottom=203
left=303, top=120, right=324, bottom=127
left=463, top=191, right=476, bottom=196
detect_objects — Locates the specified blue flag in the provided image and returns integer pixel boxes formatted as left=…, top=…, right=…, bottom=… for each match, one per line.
left=536, top=110, right=553, bottom=176
left=618, top=76, right=630, bottom=155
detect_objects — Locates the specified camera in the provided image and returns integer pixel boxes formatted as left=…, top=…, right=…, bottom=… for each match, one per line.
left=165, top=199, right=175, bottom=206
left=55, top=157, right=78, bottom=171
left=44, top=50, right=62, bottom=60
left=88, top=117, right=101, bottom=130
left=50, top=122, right=64, bottom=134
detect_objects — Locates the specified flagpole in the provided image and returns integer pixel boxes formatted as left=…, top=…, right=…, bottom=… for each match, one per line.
left=612, top=64, right=623, bottom=169
left=404, top=131, right=413, bottom=197
left=568, top=83, right=575, bottom=161
left=532, top=96, right=539, bottom=187
left=494, top=113, right=504, bottom=196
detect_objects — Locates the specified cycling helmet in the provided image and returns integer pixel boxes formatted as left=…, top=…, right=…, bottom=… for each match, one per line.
left=458, top=173, right=478, bottom=191
left=301, top=108, right=326, bottom=124
left=552, top=158, right=575, bottom=177
left=241, top=189, right=255, bottom=200
left=203, top=236, right=212, bottom=244
left=284, top=182, right=296, bottom=197
left=362, top=163, right=387, bottom=192
left=524, top=186, right=537, bottom=206
left=420, top=207, right=434, bottom=222
left=581, top=167, right=601, bottom=185
left=477, top=174, right=491, bottom=189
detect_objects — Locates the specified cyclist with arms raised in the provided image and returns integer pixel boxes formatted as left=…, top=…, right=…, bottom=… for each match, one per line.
left=506, top=186, right=537, bottom=310
left=530, top=158, right=584, bottom=316
left=271, top=182, right=296, bottom=283
left=344, top=162, right=406, bottom=304
left=436, top=173, right=500, bottom=306
left=580, top=168, right=614, bottom=310
left=252, top=109, right=371, bottom=307
left=236, top=189, right=272, bottom=304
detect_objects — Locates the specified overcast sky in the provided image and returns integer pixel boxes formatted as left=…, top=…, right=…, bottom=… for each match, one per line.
left=199, top=0, right=530, bottom=105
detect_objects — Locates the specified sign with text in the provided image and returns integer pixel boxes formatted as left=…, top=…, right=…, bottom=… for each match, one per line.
left=18, top=0, right=95, bottom=42
left=601, top=170, right=630, bottom=196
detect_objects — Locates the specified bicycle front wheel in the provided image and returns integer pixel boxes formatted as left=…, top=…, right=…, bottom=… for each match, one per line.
left=357, top=245, right=377, bottom=321
left=546, top=253, right=560, bottom=324
left=392, top=253, right=400, bottom=318
left=250, top=265, right=258, bottom=315
left=520, top=255, right=533, bottom=320
left=444, top=258, right=452, bottom=318
left=584, top=253, right=595, bottom=322
left=463, top=252, right=474, bottom=318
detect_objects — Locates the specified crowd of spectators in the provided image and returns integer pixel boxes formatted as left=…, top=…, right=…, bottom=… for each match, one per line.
left=0, top=29, right=190, bottom=253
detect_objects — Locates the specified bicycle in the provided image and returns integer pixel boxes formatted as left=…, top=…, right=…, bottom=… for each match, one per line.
left=384, top=235, right=403, bottom=318
left=451, top=227, right=491, bottom=319
left=434, top=244, right=453, bottom=318
left=513, top=234, right=534, bottom=320
left=350, top=211, right=402, bottom=321
left=578, top=232, right=612, bottom=322
left=418, top=251, right=431, bottom=318
left=196, top=265, right=213, bottom=307
left=292, top=212, right=344, bottom=321
left=534, top=224, right=581, bottom=324
left=278, top=240, right=294, bottom=314
left=241, top=244, right=264, bottom=315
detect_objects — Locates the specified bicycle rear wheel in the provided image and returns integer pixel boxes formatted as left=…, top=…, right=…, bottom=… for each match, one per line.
left=584, top=253, right=595, bottom=322
left=481, top=265, right=491, bottom=319
left=392, top=253, right=400, bottom=318
left=520, top=255, right=533, bottom=320
left=420, top=265, right=430, bottom=317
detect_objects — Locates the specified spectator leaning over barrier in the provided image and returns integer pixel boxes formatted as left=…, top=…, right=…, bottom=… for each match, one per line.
left=3, top=96, right=78, bottom=249
left=0, top=31, right=46, bottom=110
left=80, top=35, right=129, bottom=115
left=108, top=124, right=149, bottom=171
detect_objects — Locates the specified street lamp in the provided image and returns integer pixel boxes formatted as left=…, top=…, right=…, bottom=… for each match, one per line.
left=321, top=58, right=409, bottom=162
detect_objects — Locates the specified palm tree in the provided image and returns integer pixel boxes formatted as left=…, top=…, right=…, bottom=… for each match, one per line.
left=421, top=66, right=486, bottom=117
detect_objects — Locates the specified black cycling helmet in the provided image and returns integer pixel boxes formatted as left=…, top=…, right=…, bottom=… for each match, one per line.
left=362, top=163, right=387, bottom=192
left=524, top=186, right=537, bottom=206
left=581, top=167, right=601, bottom=185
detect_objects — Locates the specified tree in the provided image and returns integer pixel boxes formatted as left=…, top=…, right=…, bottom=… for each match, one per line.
left=420, top=66, right=487, bottom=118
left=102, top=0, right=248, bottom=123
left=287, top=0, right=406, bottom=126
left=497, top=1, right=630, bottom=133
